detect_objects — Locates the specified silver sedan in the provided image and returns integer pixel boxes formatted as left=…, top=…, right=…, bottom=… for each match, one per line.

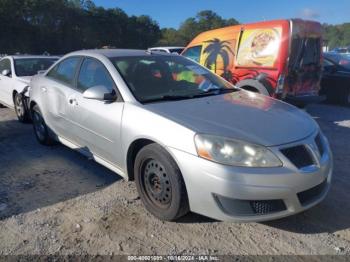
left=29, top=49, right=333, bottom=222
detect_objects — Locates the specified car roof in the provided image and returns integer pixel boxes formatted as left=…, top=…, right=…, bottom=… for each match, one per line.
left=68, top=49, right=178, bottom=58
left=9, top=55, right=59, bottom=59
left=148, top=47, right=185, bottom=50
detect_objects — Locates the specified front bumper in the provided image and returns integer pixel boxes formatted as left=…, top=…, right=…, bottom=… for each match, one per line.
left=168, top=132, right=333, bottom=222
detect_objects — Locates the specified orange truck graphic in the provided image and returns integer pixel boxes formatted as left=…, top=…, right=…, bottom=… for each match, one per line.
left=182, top=19, right=323, bottom=105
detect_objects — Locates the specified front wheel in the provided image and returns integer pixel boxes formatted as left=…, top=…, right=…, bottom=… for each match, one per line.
left=134, top=143, right=189, bottom=221
left=31, top=105, right=54, bottom=145
left=14, top=93, right=30, bottom=123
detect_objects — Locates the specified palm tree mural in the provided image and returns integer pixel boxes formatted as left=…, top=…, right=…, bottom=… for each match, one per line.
left=203, top=38, right=234, bottom=80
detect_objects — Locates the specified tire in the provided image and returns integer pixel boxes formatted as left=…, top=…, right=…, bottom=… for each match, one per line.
left=134, top=143, right=189, bottom=221
left=31, top=105, right=54, bottom=145
left=235, top=79, right=271, bottom=96
left=14, top=92, right=30, bottom=123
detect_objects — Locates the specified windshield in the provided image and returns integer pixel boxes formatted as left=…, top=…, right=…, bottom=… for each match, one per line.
left=14, top=58, right=57, bottom=77
left=324, top=53, right=350, bottom=70
left=110, top=55, right=236, bottom=103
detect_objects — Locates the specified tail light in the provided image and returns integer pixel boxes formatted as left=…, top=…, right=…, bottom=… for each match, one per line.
left=275, top=74, right=285, bottom=94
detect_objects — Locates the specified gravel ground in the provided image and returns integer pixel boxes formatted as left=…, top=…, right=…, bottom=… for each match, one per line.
left=0, top=104, right=349, bottom=256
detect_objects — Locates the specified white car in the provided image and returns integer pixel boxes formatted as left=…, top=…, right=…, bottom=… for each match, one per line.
left=0, top=55, right=58, bottom=122
left=147, top=46, right=185, bottom=54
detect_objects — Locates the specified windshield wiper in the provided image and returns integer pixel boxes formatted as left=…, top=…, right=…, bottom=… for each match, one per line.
left=142, top=88, right=237, bottom=103
left=142, top=94, right=194, bottom=103
left=193, top=87, right=237, bottom=97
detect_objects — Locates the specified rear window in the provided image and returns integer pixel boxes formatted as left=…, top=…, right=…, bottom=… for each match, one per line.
left=289, top=37, right=321, bottom=69
left=324, top=53, right=350, bottom=70
left=14, top=58, right=57, bottom=77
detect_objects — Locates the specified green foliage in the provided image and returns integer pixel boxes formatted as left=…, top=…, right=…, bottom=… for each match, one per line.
left=323, top=23, right=350, bottom=49
left=158, top=10, right=239, bottom=47
left=1, top=1, right=348, bottom=54
left=0, top=0, right=160, bottom=54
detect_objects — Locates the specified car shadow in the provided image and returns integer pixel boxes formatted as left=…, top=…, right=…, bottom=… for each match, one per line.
left=0, top=117, right=120, bottom=220
left=264, top=104, right=350, bottom=234
left=177, top=212, right=218, bottom=223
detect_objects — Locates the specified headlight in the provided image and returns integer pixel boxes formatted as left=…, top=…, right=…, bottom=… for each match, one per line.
left=194, top=134, right=282, bottom=167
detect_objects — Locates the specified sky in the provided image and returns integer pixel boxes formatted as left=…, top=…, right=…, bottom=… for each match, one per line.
left=94, top=0, right=350, bottom=28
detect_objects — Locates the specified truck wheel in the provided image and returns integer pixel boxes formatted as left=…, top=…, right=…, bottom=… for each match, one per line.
left=134, top=143, right=189, bottom=221
left=235, top=79, right=271, bottom=96
left=31, top=105, right=54, bottom=145
left=14, top=93, right=30, bottom=123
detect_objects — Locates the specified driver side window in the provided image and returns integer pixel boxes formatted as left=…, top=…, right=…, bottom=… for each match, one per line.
left=77, top=58, right=115, bottom=92
left=0, top=59, right=12, bottom=76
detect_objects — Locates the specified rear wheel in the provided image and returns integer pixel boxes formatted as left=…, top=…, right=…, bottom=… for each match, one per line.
left=134, top=143, right=189, bottom=221
left=14, top=93, right=30, bottom=123
left=31, top=105, right=54, bottom=145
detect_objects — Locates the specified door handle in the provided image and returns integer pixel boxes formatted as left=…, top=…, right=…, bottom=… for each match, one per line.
left=41, top=87, right=47, bottom=92
left=68, top=98, right=78, bottom=106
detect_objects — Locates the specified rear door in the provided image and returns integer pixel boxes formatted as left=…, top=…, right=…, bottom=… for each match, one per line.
left=0, top=58, right=14, bottom=106
left=287, top=20, right=322, bottom=97
left=43, top=56, right=82, bottom=141
left=69, top=57, right=124, bottom=165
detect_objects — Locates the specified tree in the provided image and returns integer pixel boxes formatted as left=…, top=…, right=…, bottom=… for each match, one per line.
left=0, top=0, right=161, bottom=54
left=323, top=23, right=350, bottom=49
left=159, top=10, right=239, bottom=47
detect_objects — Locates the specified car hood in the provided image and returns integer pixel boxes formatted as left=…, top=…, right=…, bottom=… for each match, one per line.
left=144, top=91, right=318, bottom=147
left=17, top=76, right=32, bottom=84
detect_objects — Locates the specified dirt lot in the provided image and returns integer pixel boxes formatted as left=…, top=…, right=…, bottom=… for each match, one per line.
left=0, top=104, right=350, bottom=256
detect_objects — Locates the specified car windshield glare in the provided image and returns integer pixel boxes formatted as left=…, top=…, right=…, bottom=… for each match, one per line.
left=110, top=55, right=236, bottom=103
left=14, top=58, right=57, bottom=77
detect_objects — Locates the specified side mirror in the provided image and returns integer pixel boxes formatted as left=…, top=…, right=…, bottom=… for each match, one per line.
left=1, top=69, right=11, bottom=77
left=83, top=85, right=117, bottom=101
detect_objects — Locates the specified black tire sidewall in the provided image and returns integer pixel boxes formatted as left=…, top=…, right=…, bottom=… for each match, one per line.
left=134, top=143, right=189, bottom=221
left=14, top=93, right=29, bottom=122
left=32, top=105, right=52, bottom=145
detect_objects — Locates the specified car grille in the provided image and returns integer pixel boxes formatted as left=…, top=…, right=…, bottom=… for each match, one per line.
left=297, top=180, right=328, bottom=206
left=281, top=145, right=315, bottom=169
left=249, top=200, right=287, bottom=215
left=315, top=133, right=325, bottom=157
left=215, top=195, right=287, bottom=216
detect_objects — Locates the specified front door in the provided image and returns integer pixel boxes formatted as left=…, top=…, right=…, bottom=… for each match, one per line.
left=69, top=57, right=124, bottom=166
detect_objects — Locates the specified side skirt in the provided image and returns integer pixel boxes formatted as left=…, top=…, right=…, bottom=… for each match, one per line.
left=57, top=136, right=128, bottom=180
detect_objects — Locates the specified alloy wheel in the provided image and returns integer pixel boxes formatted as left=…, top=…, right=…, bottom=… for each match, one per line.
left=14, top=94, right=24, bottom=118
